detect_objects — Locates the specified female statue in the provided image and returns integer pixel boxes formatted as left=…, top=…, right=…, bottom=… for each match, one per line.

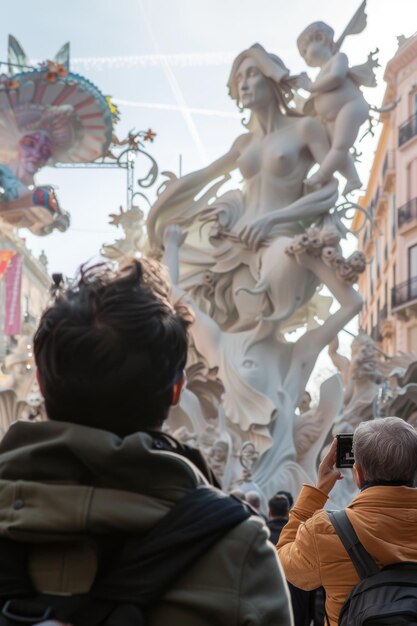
left=148, top=44, right=341, bottom=332
left=149, top=43, right=363, bottom=498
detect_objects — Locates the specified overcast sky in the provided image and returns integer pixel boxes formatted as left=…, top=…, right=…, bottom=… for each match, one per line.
left=1, top=0, right=417, bottom=275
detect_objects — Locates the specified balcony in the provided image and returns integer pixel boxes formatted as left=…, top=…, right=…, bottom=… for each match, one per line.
left=381, top=150, right=395, bottom=192
left=392, top=276, right=417, bottom=316
left=399, top=112, right=417, bottom=147
left=398, top=197, right=417, bottom=229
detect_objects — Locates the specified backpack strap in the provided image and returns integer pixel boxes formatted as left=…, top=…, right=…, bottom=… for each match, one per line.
left=328, top=510, right=379, bottom=579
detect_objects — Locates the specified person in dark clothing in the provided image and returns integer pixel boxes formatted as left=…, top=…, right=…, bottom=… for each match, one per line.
left=267, top=494, right=290, bottom=544
left=276, top=490, right=294, bottom=509
left=267, top=493, right=319, bottom=626
left=0, top=258, right=293, bottom=626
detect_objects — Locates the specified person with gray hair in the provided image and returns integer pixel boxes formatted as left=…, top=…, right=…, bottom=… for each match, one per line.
left=277, top=417, right=417, bottom=626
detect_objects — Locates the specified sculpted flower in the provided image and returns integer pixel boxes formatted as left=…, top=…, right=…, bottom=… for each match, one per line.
left=320, top=227, right=340, bottom=247
left=347, top=251, right=366, bottom=273
left=321, top=246, right=338, bottom=266
left=337, top=261, right=358, bottom=284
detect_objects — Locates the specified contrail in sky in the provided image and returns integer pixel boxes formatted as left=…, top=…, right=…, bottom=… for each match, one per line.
left=136, top=0, right=208, bottom=163
left=69, top=51, right=237, bottom=70
left=113, top=99, right=240, bottom=119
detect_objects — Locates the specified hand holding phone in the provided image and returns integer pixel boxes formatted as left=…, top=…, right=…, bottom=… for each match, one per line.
left=316, top=438, right=344, bottom=495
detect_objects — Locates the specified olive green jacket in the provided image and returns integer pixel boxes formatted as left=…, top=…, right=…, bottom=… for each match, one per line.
left=0, top=421, right=292, bottom=626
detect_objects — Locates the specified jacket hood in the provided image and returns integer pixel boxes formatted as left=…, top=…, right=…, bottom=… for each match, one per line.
left=0, top=421, right=208, bottom=541
left=347, top=485, right=417, bottom=564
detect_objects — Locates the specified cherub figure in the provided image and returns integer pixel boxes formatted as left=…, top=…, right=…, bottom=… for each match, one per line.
left=296, top=2, right=378, bottom=195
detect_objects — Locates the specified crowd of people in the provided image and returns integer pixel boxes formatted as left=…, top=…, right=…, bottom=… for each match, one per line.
left=0, top=256, right=415, bottom=626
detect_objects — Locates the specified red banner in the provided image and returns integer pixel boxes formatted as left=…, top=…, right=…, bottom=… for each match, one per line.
left=4, top=254, right=23, bottom=336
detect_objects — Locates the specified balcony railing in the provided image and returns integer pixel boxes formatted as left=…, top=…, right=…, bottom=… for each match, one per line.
left=398, top=197, right=417, bottom=228
left=399, top=112, right=417, bottom=147
left=392, top=276, right=417, bottom=309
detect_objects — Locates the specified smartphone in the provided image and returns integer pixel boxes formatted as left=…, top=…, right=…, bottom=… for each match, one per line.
left=336, top=433, right=355, bottom=468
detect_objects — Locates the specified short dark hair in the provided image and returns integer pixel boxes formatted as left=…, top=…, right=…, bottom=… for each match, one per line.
left=268, top=494, right=289, bottom=518
left=276, top=490, right=293, bottom=508
left=34, top=259, right=191, bottom=436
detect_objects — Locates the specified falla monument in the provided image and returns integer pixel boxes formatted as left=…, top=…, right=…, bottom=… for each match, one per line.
left=105, top=1, right=394, bottom=501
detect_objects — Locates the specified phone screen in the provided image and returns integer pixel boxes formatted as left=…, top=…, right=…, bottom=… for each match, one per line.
left=336, top=434, right=355, bottom=468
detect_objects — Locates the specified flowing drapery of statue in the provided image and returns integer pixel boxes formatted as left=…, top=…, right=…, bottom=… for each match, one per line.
left=144, top=3, right=384, bottom=500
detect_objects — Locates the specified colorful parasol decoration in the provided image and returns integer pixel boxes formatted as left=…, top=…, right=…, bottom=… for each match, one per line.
left=2, top=36, right=113, bottom=164
left=0, top=36, right=115, bottom=235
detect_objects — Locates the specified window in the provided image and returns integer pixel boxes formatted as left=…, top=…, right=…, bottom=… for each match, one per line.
left=390, top=194, right=396, bottom=240
left=409, top=244, right=417, bottom=278
left=408, top=245, right=417, bottom=300
left=408, top=325, right=417, bottom=352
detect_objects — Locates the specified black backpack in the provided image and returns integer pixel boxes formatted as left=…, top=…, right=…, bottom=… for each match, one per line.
left=0, top=486, right=252, bottom=626
left=328, top=510, right=417, bottom=626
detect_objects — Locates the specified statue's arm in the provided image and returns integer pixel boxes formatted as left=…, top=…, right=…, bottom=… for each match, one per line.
left=162, top=225, right=222, bottom=368
left=238, top=178, right=338, bottom=250
left=328, top=336, right=351, bottom=379
left=310, top=53, right=349, bottom=93
left=148, top=136, right=245, bottom=248
left=294, top=256, right=362, bottom=362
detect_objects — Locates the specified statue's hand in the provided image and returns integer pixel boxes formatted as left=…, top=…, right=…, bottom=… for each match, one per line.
left=162, top=224, right=186, bottom=249
left=238, top=216, right=270, bottom=251
left=294, top=71, right=313, bottom=92
left=304, top=171, right=325, bottom=190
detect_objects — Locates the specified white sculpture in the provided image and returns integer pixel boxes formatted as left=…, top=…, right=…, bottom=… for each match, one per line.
left=148, top=43, right=341, bottom=333
left=296, top=2, right=378, bottom=195
left=329, top=333, right=382, bottom=430
left=143, top=29, right=373, bottom=499
left=163, top=225, right=361, bottom=497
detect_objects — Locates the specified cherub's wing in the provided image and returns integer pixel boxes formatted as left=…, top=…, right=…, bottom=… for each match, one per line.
left=335, top=1, right=367, bottom=52
left=349, top=50, right=379, bottom=88
left=8, top=35, right=29, bottom=75
left=54, top=43, right=70, bottom=70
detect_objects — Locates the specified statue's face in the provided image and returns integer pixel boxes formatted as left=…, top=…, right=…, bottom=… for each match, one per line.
left=298, top=392, right=311, bottom=414
left=303, top=33, right=332, bottom=67
left=235, top=57, right=274, bottom=110
left=18, top=131, right=53, bottom=176
left=241, top=443, right=256, bottom=460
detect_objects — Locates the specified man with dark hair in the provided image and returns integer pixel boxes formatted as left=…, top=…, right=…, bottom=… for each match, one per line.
left=267, top=494, right=290, bottom=545
left=0, top=259, right=292, bottom=626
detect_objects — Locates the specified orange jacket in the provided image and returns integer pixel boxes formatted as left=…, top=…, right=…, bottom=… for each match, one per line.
left=278, top=484, right=417, bottom=626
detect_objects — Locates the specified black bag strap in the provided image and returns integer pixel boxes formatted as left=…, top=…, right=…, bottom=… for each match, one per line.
left=92, top=485, right=252, bottom=604
left=328, top=510, right=379, bottom=579
left=0, top=485, right=252, bottom=625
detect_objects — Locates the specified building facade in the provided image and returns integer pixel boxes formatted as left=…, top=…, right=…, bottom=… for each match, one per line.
left=354, top=33, right=417, bottom=355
